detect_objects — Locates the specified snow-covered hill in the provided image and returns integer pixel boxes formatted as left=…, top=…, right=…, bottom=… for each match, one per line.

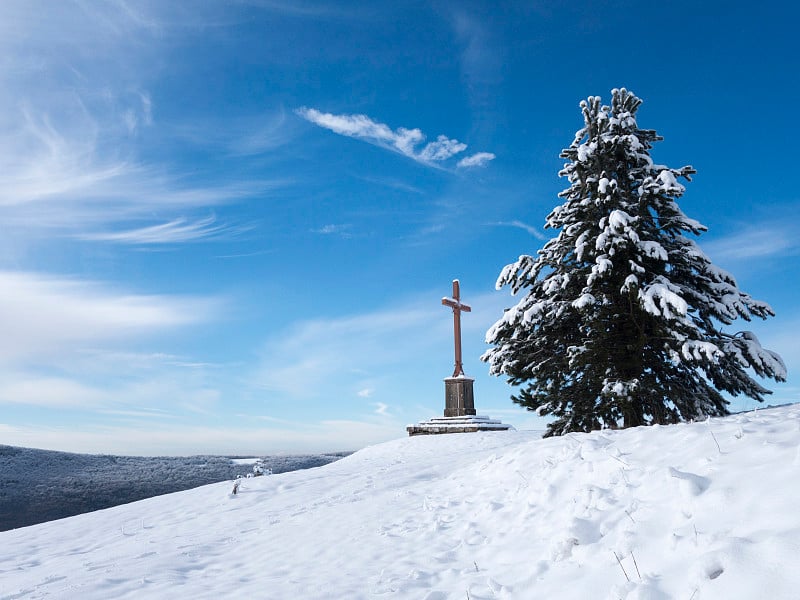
left=2, top=405, right=799, bottom=599
left=0, top=447, right=348, bottom=531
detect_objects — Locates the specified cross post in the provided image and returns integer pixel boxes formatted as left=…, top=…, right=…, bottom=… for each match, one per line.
left=442, top=279, right=471, bottom=378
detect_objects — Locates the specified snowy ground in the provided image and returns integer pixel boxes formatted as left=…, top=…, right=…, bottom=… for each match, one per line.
left=2, top=405, right=799, bottom=599
left=0, top=448, right=348, bottom=531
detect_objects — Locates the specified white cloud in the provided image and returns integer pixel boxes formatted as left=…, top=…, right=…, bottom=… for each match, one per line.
left=0, top=417, right=403, bottom=455
left=121, top=93, right=153, bottom=134
left=457, top=151, right=496, bottom=168
left=171, top=109, right=297, bottom=157
left=0, top=358, right=225, bottom=415
left=249, top=288, right=517, bottom=408
left=357, top=175, right=424, bottom=195
left=0, top=268, right=225, bottom=417
left=296, top=107, right=493, bottom=168
left=703, top=224, right=800, bottom=262
left=312, top=223, right=353, bottom=237
left=251, top=299, right=446, bottom=401
left=419, top=135, right=467, bottom=161
left=140, top=92, right=153, bottom=126
left=78, top=216, right=250, bottom=245
left=0, top=105, right=126, bottom=207
left=229, top=1, right=364, bottom=20
left=0, top=101, right=278, bottom=230
left=495, top=219, right=548, bottom=241
left=447, top=9, right=504, bottom=116
left=0, top=285, right=538, bottom=450
left=0, top=2, right=284, bottom=244
left=0, top=271, right=218, bottom=363
left=0, top=375, right=108, bottom=408
left=297, top=107, right=421, bottom=154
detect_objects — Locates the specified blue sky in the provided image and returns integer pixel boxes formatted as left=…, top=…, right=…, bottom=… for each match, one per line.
left=1, top=1, right=798, bottom=455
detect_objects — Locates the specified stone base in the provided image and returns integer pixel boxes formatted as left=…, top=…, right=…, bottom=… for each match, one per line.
left=407, top=415, right=515, bottom=436
left=444, top=376, right=476, bottom=417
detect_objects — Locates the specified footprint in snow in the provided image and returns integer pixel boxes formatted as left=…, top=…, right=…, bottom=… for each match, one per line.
left=692, top=554, right=725, bottom=582
left=550, top=537, right=579, bottom=561
left=668, top=467, right=710, bottom=497
left=569, top=517, right=602, bottom=544
left=707, top=564, right=724, bottom=580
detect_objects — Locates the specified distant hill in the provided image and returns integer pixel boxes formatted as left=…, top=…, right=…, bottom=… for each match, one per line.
left=0, top=446, right=349, bottom=531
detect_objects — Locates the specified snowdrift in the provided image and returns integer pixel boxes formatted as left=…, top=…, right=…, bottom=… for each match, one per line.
left=2, top=404, right=799, bottom=599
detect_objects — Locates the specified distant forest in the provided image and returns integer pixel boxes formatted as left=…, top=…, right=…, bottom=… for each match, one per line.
left=0, top=445, right=349, bottom=531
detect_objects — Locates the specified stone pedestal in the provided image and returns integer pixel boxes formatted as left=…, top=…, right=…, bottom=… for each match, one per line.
left=407, top=279, right=513, bottom=437
left=407, top=376, right=514, bottom=436
left=407, top=415, right=514, bottom=436
left=444, top=376, right=477, bottom=417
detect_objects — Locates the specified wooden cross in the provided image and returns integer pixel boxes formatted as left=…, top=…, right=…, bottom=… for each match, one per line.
left=442, top=279, right=471, bottom=378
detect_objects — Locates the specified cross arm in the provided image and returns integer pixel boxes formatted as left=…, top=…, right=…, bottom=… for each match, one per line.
left=442, top=297, right=472, bottom=311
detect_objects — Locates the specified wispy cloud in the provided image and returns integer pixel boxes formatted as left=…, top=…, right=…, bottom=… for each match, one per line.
left=0, top=104, right=126, bottom=207
left=494, top=219, right=548, bottom=241
left=235, top=0, right=368, bottom=20
left=0, top=2, right=286, bottom=247
left=0, top=417, right=400, bottom=455
left=0, top=270, right=225, bottom=416
left=0, top=364, right=221, bottom=416
left=169, top=109, right=298, bottom=157
left=250, top=288, right=514, bottom=401
left=78, top=216, right=252, bottom=245
left=457, top=152, right=496, bottom=168
left=296, top=107, right=494, bottom=168
left=449, top=7, right=507, bottom=115
left=245, top=286, right=534, bottom=434
left=311, top=223, right=353, bottom=237
left=0, top=100, right=281, bottom=231
left=251, top=299, right=446, bottom=401
left=0, top=375, right=109, bottom=409
left=123, top=92, right=153, bottom=134
left=357, top=175, right=424, bottom=195
left=703, top=223, right=800, bottom=262
left=418, top=135, right=467, bottom=161
left=0, top=270, right=219, bottom=364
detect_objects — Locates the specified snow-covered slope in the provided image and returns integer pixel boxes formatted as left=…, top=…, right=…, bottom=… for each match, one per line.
left=0, top=448, right=348, bottom=531
left=2, top=405, right=799, bottom=599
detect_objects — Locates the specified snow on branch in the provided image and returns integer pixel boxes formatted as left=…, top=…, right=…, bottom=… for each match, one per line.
left=638, top=280, right=688, bottom=320
left=723, top=332, right=788, bottom=381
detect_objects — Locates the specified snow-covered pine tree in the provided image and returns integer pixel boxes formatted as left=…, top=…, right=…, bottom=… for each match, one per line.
left=482, top=88, right=786, bottom=437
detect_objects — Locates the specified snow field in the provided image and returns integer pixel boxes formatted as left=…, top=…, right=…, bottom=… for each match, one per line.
left=1, top=404, right=799, bottom=599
